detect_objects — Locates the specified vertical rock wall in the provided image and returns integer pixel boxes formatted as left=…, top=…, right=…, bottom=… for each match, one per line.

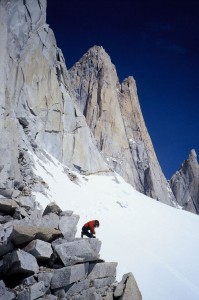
left=0, top=0, right=108, bottom=199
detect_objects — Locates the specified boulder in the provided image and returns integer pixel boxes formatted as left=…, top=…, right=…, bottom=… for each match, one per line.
left=16, top=197, right=35, bottom=210
left=3, top=249, right=39, bottom=275
left=91, top=277, right=115, bottom=289
left=88, top=262, right=117, bottom=279
left=17, top=281, right=47, bottom=300
left=0, top=224, right=14, bottom=257
left=21, top=276, right=37, bottom=286
left=25, top=213, right=60, bottom=229
left=43, top=202, right=62, bottom=216
left=13, top=207, right=29, bottom=219
left=0, top=280, right=15, bottom=300
left=23, top=239, right=53, bottom=260
left=0, top=199, right=18, bottom=214
left=64, top=279, right=90, bottom=296
left=117, top=273, right=142, bottom=300
left=0, top=215, right=13, bottom=224
left=58, top=214, right=79, bottom=240
left=51, top=264, right=86, bottom=289
left=38, top=271, right=54, bottom=288
left=11, top=224, right=62, bottom=245
left=54, top=238, right=101, bottom=266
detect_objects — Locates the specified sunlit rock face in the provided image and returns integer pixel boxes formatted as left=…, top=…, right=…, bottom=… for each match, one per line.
left=170, top=149, right=199, bottom=214
left=0, top=0, right=108, bottom=196
left=69, top=46, right=175, bottom=205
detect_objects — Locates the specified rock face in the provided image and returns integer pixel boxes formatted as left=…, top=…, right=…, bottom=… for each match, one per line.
left=69, top=46, right=175, bottom=205
left=170, top=149, right=199, bottom=214
left=0, top=0, right=108, bottom=199
left=0, top=200, right=142, bottom=299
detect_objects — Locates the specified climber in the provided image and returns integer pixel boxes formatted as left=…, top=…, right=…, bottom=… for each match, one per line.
left=81, top=220, right=100, bottom=238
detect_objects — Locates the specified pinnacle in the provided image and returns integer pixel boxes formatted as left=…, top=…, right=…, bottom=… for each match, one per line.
left=189, top=149, right=197, bottom=160
left=82, top=45, right=111, bottom=64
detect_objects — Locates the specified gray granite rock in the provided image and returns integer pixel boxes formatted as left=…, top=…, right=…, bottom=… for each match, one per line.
left=0, top=199, right=18, bottom=214
left=65, top=279, right=90, bottom=296
left=21, top=276, right=37, bottom=286
left=43, top=202, right=62, bottom=216
left=23, top=239, right=53, bottom=260
left=38, top=272, right=54, bottom=287
left=0, top=224, right=14, bottom=257
left=0, top=215, right=13, bottom=224
left=51, top=264, right=86, bottom=289
left=0, top=0, right=108, bottom=187
left=91, top=277, right=115, bottom=289
left=11, top=224, right=62, bottom=245
left=88, top=262, right=117, bottom=279
left=54, top=238, right=101, bottom=266
left=0, top=280, right=15, bottom=300
left=26, top=213, right=60, bottom=230
left=16, top=197, right=35, bottom=210
left=58, top=214, right=79, bottom=240
left=3, top=249, right=39, bottom=275
left=118, top=273, right=142, bottom=300
left=17, top=281, right=47, bottom=300
left=170, top=149, right=199, bottom=214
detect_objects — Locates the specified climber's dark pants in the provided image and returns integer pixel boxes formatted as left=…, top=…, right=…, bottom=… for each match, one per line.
left=81, top=226, right=94, bottom=238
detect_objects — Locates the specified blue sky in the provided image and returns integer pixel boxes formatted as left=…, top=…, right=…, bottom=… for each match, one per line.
left=47, top=0, right=199, bottom=179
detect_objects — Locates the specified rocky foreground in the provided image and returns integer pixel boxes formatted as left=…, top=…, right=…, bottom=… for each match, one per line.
left=0, top=199, right=142, bottom=299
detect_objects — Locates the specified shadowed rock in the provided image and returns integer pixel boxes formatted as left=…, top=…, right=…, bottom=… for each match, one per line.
left=3, top=249, right=39, bottom=275
left=0, top=199, right=18, bottom=214
left=43, top=202, right=62, bottom=216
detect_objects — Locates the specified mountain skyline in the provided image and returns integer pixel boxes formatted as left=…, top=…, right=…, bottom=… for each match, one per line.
left=46, top=0, right=199, bottom=179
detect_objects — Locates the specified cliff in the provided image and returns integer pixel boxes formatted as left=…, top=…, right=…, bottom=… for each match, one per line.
left=170, top=149, right=199, bottom=214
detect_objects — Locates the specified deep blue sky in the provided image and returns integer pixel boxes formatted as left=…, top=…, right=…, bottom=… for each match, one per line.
left=47, top=0, right=199, bottom=179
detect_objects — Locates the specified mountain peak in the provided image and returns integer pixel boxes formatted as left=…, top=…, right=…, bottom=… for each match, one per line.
left=189, top=149, right=197, bottom=160
left=71, top=45, right=113, bottom=72
left=170, top=149, right=199, bottom=213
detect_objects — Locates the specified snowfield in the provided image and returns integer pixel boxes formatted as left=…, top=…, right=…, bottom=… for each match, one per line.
left=32, top=151, right=199, bottom=300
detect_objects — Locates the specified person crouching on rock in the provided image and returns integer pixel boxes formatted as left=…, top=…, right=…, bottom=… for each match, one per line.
left=81, top=220, right=100, bottom=238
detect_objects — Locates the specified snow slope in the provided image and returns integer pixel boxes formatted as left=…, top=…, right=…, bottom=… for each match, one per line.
left=32, top=151, right=199, bottom=300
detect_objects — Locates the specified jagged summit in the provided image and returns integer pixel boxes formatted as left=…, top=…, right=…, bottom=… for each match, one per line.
left=79, top=45, right=111, bottom=61
left=189, top=149, right=197, bottom=160
left=170, top=149, right=199, bottom=213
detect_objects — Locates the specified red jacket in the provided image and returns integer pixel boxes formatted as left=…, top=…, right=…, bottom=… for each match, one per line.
left=83, top=220, right=96, bottom=234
